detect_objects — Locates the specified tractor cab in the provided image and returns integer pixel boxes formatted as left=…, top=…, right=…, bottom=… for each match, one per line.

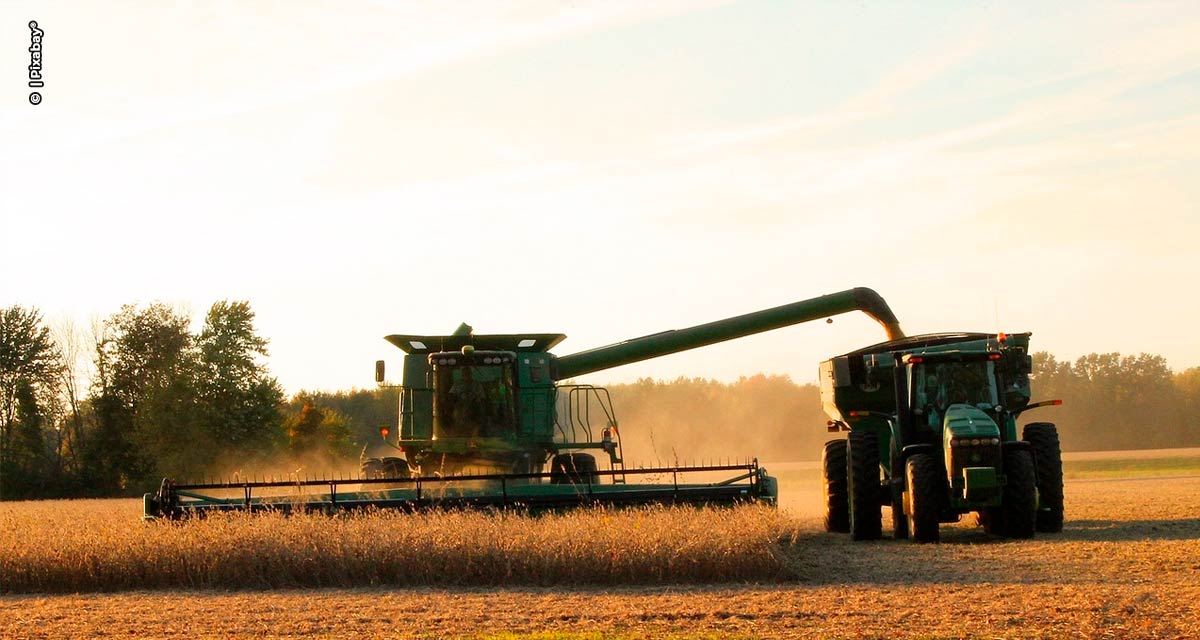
left=902, top=351, right=1005, bottom=438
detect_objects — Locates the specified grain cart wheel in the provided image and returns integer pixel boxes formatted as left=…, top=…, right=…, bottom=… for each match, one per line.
left=1023, top=422, right=1065, bottom=533
left=1000, top=448, right=1037, bottom=539
left=822, top=439, right=850, bottom=533
left=905, top=453, right=941, bottom=543
left=847, top=430, right=882, bottom=541
left=550, top=453, right=599, bottom=485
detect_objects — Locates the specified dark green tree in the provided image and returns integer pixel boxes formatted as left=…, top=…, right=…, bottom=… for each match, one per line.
left=196, top=301, right=284, bottom=456
left=86, top=303, right=195, bottom=491
left=0, top=306, right=62, bottom=499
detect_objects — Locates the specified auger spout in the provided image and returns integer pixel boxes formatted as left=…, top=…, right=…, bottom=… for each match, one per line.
left=555, top=287, right=903, bottom=380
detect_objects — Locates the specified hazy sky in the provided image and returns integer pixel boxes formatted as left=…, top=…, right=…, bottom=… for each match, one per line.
left=2, top=1, right=1198, bottom=394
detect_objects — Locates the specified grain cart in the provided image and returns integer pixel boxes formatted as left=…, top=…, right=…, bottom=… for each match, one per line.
left=819, top=332, right=1063, bottom=542
left=145, top=287, right=904, bottom=518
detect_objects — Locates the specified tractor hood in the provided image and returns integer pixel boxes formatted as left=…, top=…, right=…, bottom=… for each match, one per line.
left=942, top=404, right=1001, bottom=440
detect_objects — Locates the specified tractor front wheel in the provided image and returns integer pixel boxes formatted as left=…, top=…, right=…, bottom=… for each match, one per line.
left=822, top=439, right=850, bottom=533
left=1000, top=448, right=1037, bottom=539
left=905, top=453, right=941, bottom=543
left=847, top=430, right=882, bottom=541
left=1024, top=422, right=1064, bottom=533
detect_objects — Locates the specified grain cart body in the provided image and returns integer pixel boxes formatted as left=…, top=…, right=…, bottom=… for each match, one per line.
left=819, top=332, right=1064, bottom=542
left=146, top=288, right=903, bottom=519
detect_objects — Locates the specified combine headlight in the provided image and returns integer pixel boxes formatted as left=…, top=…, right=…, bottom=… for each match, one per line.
left=971, top=438, right=982, bottom=446
left=990, top=437, right=1000, bottom=445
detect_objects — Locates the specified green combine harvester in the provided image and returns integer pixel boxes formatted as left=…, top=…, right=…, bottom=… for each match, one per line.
left=145, top=287, right=904, bottom=519
left=819, top=332, right=1064, bottom=542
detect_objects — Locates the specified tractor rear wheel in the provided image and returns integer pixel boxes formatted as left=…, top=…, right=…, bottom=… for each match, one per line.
left=905, top=453, right=941, bottom=543
left=822, top=439, right=850, bottom=533
left=847, top=430, right=882, bottom=541
left=1000, top=448, right=1037, bottom=539
left=1024, top=422, right=1064, bottom=533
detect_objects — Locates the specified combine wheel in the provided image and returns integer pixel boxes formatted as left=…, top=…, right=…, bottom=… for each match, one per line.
left=1000, top=448, right=1037, bottom=539
left=550, top=453, right=599, bottom=485
left=1024, top=422, right=1064, bottom=533
left=822, top=439, right=850, bottom=533
left=380, top=457, right=410, bottom=479
left=905, top=453, right=941, bottom=543
left=360, top=457, right=384, bottom=480
left=847, top=430, right=882, bottom=541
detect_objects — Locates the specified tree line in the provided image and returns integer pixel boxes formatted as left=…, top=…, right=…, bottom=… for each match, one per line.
left=0, top=302, right=360, bottom=500
left=3, top=301, right=1199, bottom=500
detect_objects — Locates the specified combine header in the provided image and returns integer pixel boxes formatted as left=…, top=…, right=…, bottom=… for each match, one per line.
left=146, top=287, right=904, bottom=519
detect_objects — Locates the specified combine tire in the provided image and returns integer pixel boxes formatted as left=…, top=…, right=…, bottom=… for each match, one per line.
left=1024, top=422, right=1065, bottom=533
left=1000, top=448, right=1037, bottom=539
left=847, top=430, right=882, bottom=541
left=905, top=453, right=941, bottom=543
left=360, top=457, right=384, bottom=480
left=550, top=453, right=599, bottom=485
left=380, top=457, right=410, bottom=479
left=822, top=439, right=850, bottom=533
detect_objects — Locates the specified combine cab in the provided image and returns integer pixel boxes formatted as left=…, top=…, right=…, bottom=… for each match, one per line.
left=819, top=333, right=1065, bottom=542
left=145, top=287, right=905, bottom=519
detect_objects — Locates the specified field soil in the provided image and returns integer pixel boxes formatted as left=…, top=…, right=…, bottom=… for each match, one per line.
left=3, top=461, right=1199, bottom=639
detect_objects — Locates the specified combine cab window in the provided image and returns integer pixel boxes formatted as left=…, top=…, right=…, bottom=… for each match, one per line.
left=435, top=364, right=517, bottom=438
left=913, top=360, right=998, bottom=413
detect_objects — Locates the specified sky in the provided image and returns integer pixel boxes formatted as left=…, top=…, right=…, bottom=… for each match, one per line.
left=1, top=1, right=1198, bottom=394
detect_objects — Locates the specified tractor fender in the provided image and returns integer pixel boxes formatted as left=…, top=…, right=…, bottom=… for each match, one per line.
left=900, top=443, right=939, bottom=460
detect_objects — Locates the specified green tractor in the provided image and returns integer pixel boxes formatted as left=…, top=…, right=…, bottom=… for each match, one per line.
left=819, top=333, right=1064, bottom=542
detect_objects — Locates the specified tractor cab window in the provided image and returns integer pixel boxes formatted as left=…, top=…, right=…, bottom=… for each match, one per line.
left=434, top=362, right=517, bottom=438
left=913, top=360, right=998, bottom=414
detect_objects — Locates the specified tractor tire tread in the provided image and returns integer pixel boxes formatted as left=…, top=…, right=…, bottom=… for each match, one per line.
left=1001, top=448, right=1038, bottom=539
left=906, top=453, right=941, bottom=543
left=1024, top=422, right=1065, bottom=533
left=848, top=430, right=883, bottom=541
left=822, top=439, right=850, bottom=533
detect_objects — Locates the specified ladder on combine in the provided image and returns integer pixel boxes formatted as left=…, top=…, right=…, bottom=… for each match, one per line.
left=563, top=385, right=625, bottom=483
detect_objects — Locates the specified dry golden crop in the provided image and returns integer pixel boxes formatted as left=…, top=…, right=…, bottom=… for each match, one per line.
left=4, top=465, right=1200, bottom=639
left=0, top=502, right=793, bottom=593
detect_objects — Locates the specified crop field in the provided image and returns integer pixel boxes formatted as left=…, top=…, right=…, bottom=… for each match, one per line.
left=2, top=449, right=1199, bottom=639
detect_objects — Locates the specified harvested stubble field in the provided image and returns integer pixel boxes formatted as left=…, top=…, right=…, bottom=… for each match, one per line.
left=2, top=452, right=1199, bottom=639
